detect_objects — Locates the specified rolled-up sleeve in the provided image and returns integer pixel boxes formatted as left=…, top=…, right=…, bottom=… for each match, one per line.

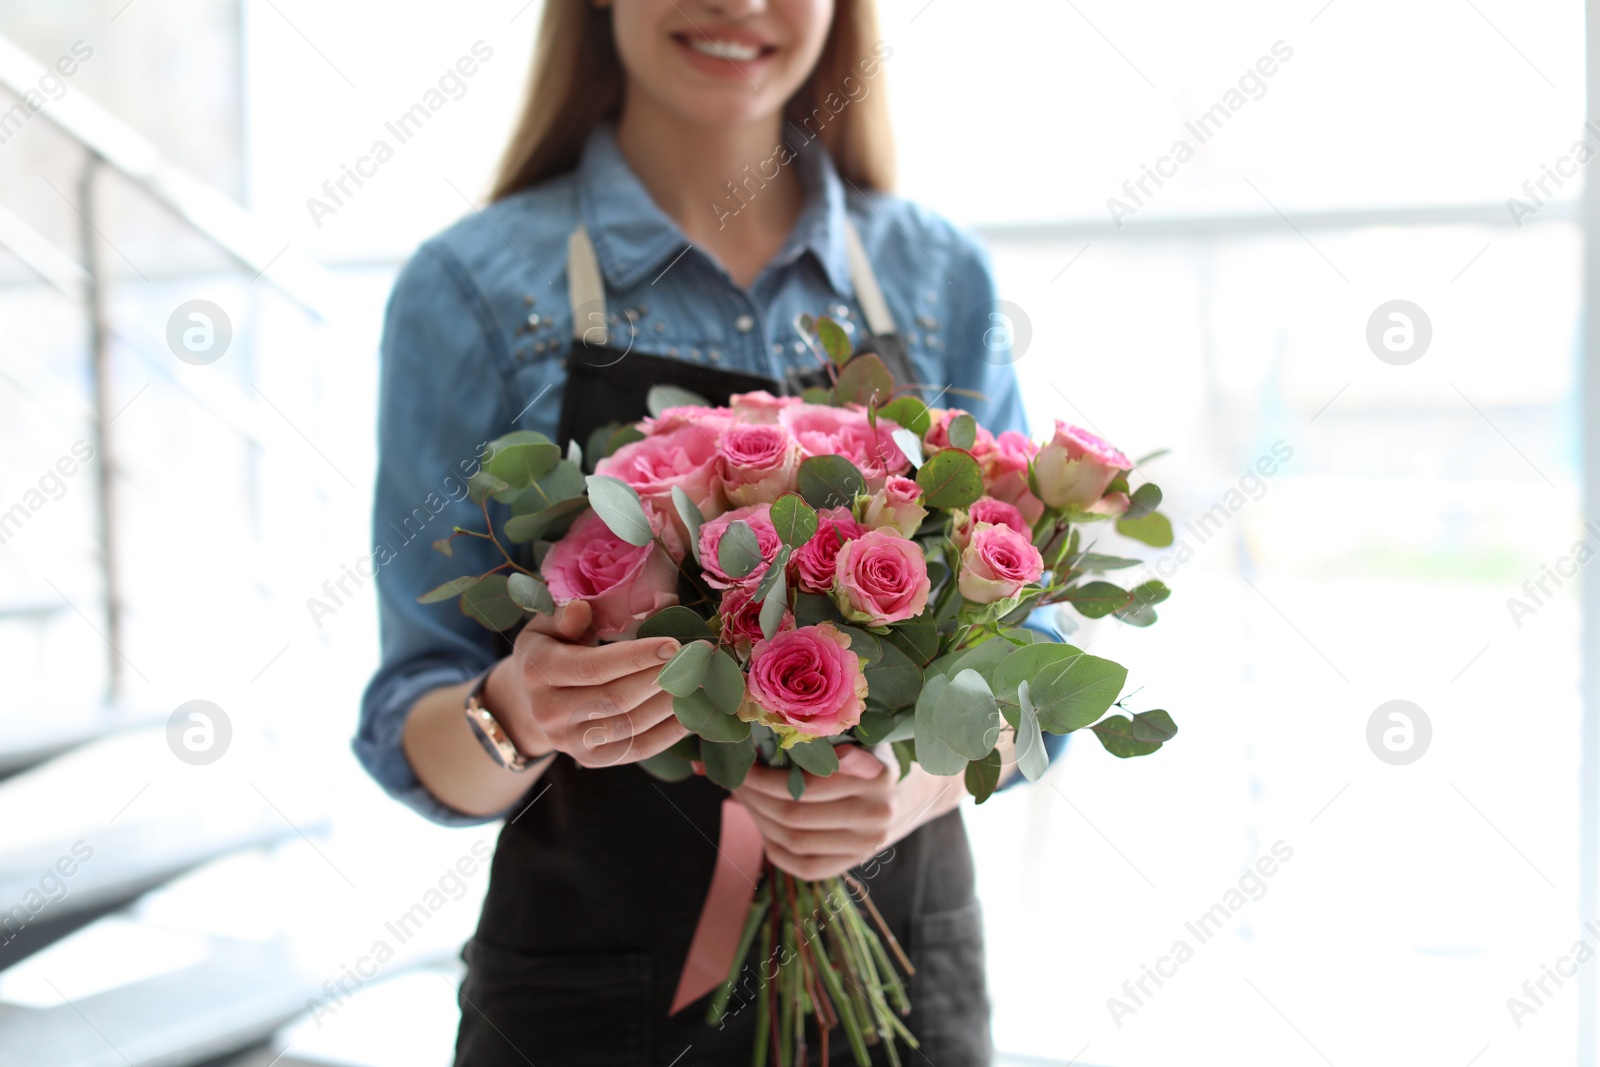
left=355, top=243, right=520, bottom=826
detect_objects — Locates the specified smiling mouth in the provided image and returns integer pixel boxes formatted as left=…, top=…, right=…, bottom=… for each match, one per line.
left=673, top=33, right=777, bottom=64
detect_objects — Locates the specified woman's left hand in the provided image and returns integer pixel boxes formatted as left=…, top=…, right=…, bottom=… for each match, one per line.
left=732, top=745, right=966, bottom=881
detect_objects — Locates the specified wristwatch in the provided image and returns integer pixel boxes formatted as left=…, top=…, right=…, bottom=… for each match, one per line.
left=463, top=669, right=550, bottom=773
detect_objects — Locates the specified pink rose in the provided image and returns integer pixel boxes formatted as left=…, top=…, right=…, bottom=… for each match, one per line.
left=697, top=503, right=783, bottom=590
left=958, top=522, right=1044, bottom=605
left=716, top=423, right=803, bottom=507
left=719, top=584, right=793, bottom=651
left=862, top=476, right=926, bottom=538
left=638, top=405, right=737, bottom=438
left=983, top=430, right=1044, bottom=524
left=780, top=404, right=910, bottom=489
left=792, top=507, right=868, bottom=593
left=951, top=496, right=1030, bottom=551
left=596, top=423, right=725, bottom=523
left=834, top=528, right=931, bottom=627
left=1032, top=421, right=1133, bottom=510
left=729, top=390, right=802, bottom=424
left=541, top=511, right=681, bottom=639
left=923, top=407, right=996, bottom=457
left=742, top=623, right=869, bottom=744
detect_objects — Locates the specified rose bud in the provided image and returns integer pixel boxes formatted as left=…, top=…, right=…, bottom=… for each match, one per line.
left=862, top=476, right=927, bottom=537
left=1032, top=421, right=1133, bottom=510
left=951, top=496, right=1030, bottom=551
left=958, top=522, right=1045, bottom=605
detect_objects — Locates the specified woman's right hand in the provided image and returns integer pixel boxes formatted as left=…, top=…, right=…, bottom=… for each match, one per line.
left=482, top=600, right=689, bottom=769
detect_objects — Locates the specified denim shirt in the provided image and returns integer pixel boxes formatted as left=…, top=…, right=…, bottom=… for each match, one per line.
left=356, top=124, right=1050, bottom=826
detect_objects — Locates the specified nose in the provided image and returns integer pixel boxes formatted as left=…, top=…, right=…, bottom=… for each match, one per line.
left=700, top=0, right=766, bottom=17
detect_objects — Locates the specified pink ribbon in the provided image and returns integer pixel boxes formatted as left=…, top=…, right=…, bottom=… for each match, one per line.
left=669, top=749, right=888, bottom=1015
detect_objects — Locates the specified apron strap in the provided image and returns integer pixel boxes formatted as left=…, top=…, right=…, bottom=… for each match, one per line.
left=842, top=219, right=897, bottom=337
left=566, top=219, right=898, bottom=343
left=567, top=226, right=608, bottom=347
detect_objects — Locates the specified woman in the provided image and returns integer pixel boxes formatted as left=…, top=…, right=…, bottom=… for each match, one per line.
left=356, top=1, right=1032, bottom=1063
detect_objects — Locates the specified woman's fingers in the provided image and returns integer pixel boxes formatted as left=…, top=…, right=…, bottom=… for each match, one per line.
left=574, top=697, right=686, bottom=767
left=572, top=689, right=676, bottom=748
left=738, top=761, right=891, bottom=803
left=736, top=781, right=884, bottom=830
left=542, top=635, right=680, bottom=687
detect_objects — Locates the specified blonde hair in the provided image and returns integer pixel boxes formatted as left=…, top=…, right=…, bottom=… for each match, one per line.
left=491, top=1, right=895, bottom=199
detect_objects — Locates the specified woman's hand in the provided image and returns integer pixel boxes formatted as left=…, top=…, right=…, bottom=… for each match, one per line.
left=733, top=746, right=966, bottom=880
left=483, top=600, right=689, bottom=769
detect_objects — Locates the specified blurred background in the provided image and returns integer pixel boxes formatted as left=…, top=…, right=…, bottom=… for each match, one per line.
left=0, top=0, right=1589, bottom=1064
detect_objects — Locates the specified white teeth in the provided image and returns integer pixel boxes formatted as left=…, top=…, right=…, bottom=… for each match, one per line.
left=688, top=37, right=762, bottom=62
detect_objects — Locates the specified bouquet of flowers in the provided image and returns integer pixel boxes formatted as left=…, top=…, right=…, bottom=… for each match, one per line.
left=423, top=317, right=1178, bottom=1066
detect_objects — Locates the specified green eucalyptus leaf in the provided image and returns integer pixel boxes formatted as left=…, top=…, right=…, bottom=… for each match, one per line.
left=890, top=428, right=925, bottom=469
left=770, top=493, right=819, bottom=548
left=916, top=448, right=984, bottom=510
left=1064, top=581, right=1132, bottom=619
left=509, top=460, right=588, bottom=515
left=505, top=573, right=555, bottom=615
left=994, top=643, right=1127, bottom=733
left=1131, top=708, right=1178, bottom=743
left=932, top=669, right=1002, bottom=760
left=965, top=748, right=1003, bottom=804
left=835, top=353, right=894, bottom=407
left=787, top=762, right=806, bottom=799
left=659, top=640, right=715, bottom=697
left=878, top=396, right=932, bottom=437
left=637, top=605, right=716, bottom=643
left=701, top=734, right=757, bottom=789
left=816, top=317, right=852, bottom=367
left=467, top=470, right=511, bottom=505
left=1091, top=714, right=1165, bottom=758
left=797, top=455, right=867, bottom=510
left=487, top=440, right=561, bottom=491
left=1116, top=511, right=1175, bottom=547
left=671, top=486, right=706, bottom=566
left=605, top=425, right=646, bottom=457
left=718, top=520, right=763, bottom=580
left=759, top=566, right=788, bottom=640
left=638, top=748, right=696, bottom=782
left=1015, top=680, right=1050, bottom=782
left=459, top=574, right=526, bottom=631
left=947, top=414, right=977, bottom=452
left=1124, top=483, right=1163, bottom=520
left=788, top=739, right=840, bottom=776
left=752, top=545, right=792, bottom=602
left=862, top=638, right=922, bottom=710
left=503, top=496, right=590, bottom=544
left=794, top=592, right=845, bottom=627
left=585, top=474, right=654, bottom=547
left=1071, top=553, right=1144, bottom=573
left=883, top=615, right=939, bottom=666
left=801, top=387, right=834, bottom=405
left=835, top=625, right=882, bottom=665
left=703, top=648, right=746, bottom=715
left=418, top=576, right=481, bottom=604
left=913, top=674, right=966, bottom=775
left=672, top=690, right=751, bottom=742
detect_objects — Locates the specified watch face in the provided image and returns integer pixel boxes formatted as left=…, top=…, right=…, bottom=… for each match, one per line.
left=466, top=709, right=512, bottom=769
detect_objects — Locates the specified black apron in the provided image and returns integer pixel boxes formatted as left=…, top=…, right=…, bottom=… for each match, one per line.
left=454, top=225, right=994, bottom=1067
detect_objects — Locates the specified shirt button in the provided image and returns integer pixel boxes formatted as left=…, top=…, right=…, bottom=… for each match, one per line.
left=708, top=349, right=722, bottom=362
left=734, top=314, right=755, bottom=333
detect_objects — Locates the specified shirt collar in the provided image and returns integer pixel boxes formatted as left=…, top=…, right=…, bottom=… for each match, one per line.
left=575, top=123, right=853, bottom=296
